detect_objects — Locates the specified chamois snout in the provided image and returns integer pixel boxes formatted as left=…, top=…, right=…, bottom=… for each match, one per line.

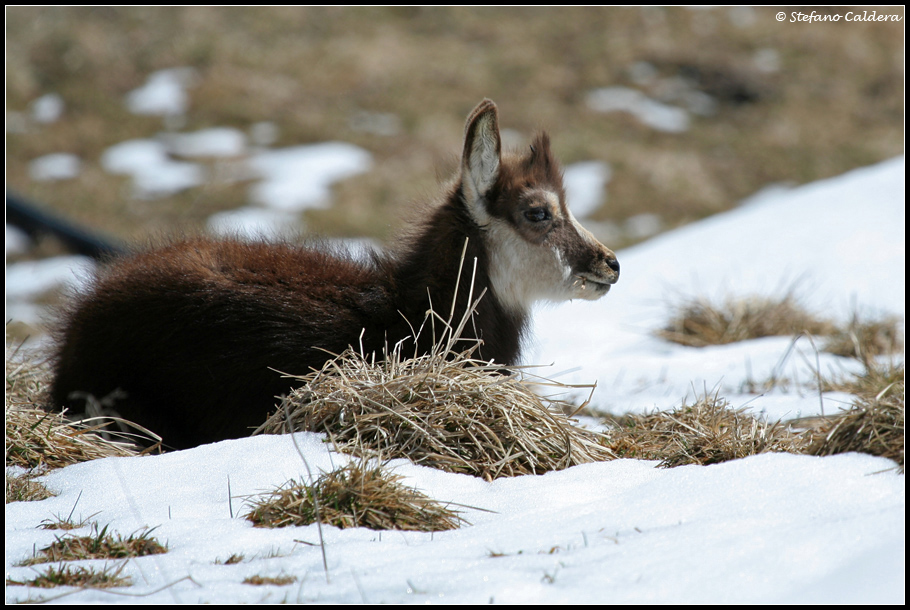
left=575, top=246, right=619, bottom=301
left=570, top=239, right=619, bottom=300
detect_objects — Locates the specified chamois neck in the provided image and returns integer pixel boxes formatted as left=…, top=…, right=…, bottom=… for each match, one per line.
left=396, top=199, right=487, bottom=314
left=391, top=194, right=528, bottom=365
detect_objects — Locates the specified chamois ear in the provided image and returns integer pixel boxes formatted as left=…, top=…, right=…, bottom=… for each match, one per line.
left=528, top=133, right=553, bottom=167
left=461, top=99, right=501, bottom=223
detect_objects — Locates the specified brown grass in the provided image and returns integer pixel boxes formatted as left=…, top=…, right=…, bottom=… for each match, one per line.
left=657, top=295, right=904, bottom=371
left=215, top=553, right=245, bottom=565
left=603, top=393, right=809, bottom=467
left=809, top=362, right=904, bottom=471
left=6, top=472, right=55, bottom=503
left=256, top=335, right=614, bottom=480
left=656, top=294, right=836, bottom=348
left=244, top=460, right=464, bottom=532
left=242, top=574, right=297, bottom=586
left=822, top=312, right=903, bottom=359
left=6, top=344, right=148, bottom=473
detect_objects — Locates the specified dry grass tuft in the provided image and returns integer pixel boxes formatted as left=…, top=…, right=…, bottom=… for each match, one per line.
left=215, top=553, right=245, bottom=565
left=257, top=279, right=613, bottom=480
left=244, top=460, right=464, bottom=532
left=256, top=342, right=614, bottom=480
left=810, top=362, right=904, bottom=471
left=242, top=574, right=298, bottom=586
left=823, top=360, right=905, bottom=400
left=6, top=344, right=153, bottom=472
left=17, top=523, right=167, bottom=566
left=604, top=393, right=808, bottom=468
left=6, top=471, right=55, bottom=503
left=6, top=562, right=131, bottom=589
left=657, top=294, right=836, bottom=348
left=822, top=313, right=903, bottom=359
left=5, top=404, right=145, bottom=471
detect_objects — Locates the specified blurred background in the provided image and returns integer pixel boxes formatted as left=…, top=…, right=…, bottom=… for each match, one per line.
left=5, top=6, right=905, bottom=342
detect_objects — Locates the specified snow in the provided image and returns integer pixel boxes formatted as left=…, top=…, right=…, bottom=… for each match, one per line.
left=206, top=207, right=302, bottom=240
left=247, top=142, right=373, bottom=212
left=162, top=127, right=247, bottom=158
left=4, top=157, right=905, bottom=604
left=100, top=139, right=204, bottom=199
left=30, top=93, right=65, bottom=124
left=125, top=68, right=197, bottom=117
left=5, top=225, right=30, bottom=257
left=4, top=255, right=94, bottom=329
left=4, top=443, right=903, bottom=603
left=586, top=86, right=691, bottom=133
left=28, top=152, right=82, bottom=182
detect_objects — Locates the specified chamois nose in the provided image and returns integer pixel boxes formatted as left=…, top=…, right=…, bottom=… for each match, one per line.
left=606, top=253, right=620, bottom=275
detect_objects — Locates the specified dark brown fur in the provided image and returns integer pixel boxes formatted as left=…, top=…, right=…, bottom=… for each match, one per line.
left=50, top=100, right=618, bottom=449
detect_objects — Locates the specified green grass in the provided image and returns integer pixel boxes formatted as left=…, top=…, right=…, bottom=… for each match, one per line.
left=17, top=523, right=167, bottom=566
left=6, top=562, right=131, bottom=589
left=6, top=471, right=55, bottom=503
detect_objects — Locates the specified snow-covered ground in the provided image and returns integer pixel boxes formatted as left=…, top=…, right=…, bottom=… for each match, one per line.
left=5, top=156, right=904, bottom=603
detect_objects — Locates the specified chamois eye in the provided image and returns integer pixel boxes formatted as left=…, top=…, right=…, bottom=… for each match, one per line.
left=524, top=208, right=550, bottom=222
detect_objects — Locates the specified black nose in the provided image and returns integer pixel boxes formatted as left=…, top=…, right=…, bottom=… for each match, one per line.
left=606, top=255, right=620, bottom=274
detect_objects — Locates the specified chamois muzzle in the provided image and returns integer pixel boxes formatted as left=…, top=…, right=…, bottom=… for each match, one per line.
left=572, top=245, right=619, bottom=299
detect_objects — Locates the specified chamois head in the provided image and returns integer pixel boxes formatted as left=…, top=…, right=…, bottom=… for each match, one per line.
left=459, top=99, right=619, bottom=314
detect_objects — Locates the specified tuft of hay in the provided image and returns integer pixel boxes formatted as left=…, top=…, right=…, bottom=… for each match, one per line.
left=243, top=574, right=297, bottom=586
left=810, top=363, right=904, bottom=471
left=244, top=460, right=464, bottom=532
left=822, top=361, right=905, bottom=400
left=17, top=523, right=167, bottom=566
left=5, top=404, right=144, bottom=471
left=822, top=312, right=903, bottom=360
left=604, top=394, right=808, bottom=468
left=6, top=344, right=152, bottom=471
left=256, top=342, right=615, bottom=480
left=257, top=270, right=613, bottom=480
left=657, top=294, right=836, bottom=348
left=215, top=553, right=245, bottom=565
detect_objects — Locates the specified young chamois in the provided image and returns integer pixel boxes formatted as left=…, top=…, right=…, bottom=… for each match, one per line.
left=50, top=99, right=619, bottom=450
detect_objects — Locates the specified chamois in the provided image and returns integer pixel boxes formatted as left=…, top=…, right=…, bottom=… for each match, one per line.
left=49, top=99, right=620, bottom=450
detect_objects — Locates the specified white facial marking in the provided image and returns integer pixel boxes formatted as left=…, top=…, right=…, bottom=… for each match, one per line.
left=566, top=207, right=598, bottom=247
left=553, top=247, right=574, bottom=283
left=485, top=189, right=577, bottom=314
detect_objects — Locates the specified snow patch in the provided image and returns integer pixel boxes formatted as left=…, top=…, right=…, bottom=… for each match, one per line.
left=248, top=142, right=373, bottom=211
left=29, top=153, right=82, bottom=182
left=587, top=86, right=691, bottom=133
left=125, top=67, right=197, bottom=117
left=101, top=139, right=204, bottom=199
